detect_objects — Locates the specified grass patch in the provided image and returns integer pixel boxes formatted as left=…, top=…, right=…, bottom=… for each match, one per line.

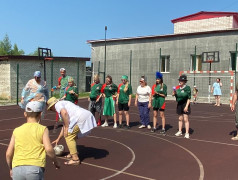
left=51, top=92, right=90, bottom=99
left=78, top=92, right=90, bottom=98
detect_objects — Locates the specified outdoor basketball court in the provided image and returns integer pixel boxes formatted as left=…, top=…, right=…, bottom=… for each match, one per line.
left=1, top=98, right=238, bottom=180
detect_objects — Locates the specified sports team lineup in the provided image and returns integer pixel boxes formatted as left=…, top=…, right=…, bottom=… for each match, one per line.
left=1, top=67, right=238, bottom=180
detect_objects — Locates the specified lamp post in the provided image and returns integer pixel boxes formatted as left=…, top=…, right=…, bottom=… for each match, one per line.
left=104, top=26, right=107, bottom=83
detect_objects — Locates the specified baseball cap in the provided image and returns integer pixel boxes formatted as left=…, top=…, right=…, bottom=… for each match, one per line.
left=34, top=71, right=41, bottom=77
left=25, top=101, right=44, bottom=112
left=121, top=75, right=128, bottom=80
left=60, top=68, right=66, bottom=71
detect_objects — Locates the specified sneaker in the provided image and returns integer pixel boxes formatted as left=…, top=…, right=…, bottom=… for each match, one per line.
left=184, top=133, right=190, bottom=139
left=139, top=125, right=146, bottom=129
left=125, top=125, right=130, bottom=129
left=113, top=123, right=117, bottom=128
left=147, top=125, right=151, bottom=129
left=175, top=131, right=182, bottom=136
left=151, top=127, right=156, bottom=133
left=101, top=122, right=108, bottom=127
left=118, top=124, right=123, bottom=128
left=160, top=129, right=166, bottom=134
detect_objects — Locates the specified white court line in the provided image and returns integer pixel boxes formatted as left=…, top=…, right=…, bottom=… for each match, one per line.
left=0, top=129, right=14, bottom=132
left=0, top=117, right=55, bottom=122
left=88, top=136, right=155, bottom=180
left=0, top=117, right=24, bottom=122
left=104, top=128, right=204, bottom=180
left=0, top=138, right=155, bottom=180
left=0, top=107, right=19, bottom=111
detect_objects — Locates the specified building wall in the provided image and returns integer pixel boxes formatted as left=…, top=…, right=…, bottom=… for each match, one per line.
left=0, top=61, right=10, bottom=100
left=174, top=16, right=233, bottom=34
left=8, top=59, right=86, bottom=100
left=91, top=31, right=238, bottom=103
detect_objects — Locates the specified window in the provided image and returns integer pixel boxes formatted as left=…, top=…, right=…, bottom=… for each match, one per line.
left=230, top=52, right=238, bottom=71
left=160, top=56, right=170, bottom=72
left=190, top=55, right=202, bottom=71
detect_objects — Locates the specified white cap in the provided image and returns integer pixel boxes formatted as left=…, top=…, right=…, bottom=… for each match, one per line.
left=60, top=68, right=66, bottom=72
left=25, top=101, right=44, bottom=112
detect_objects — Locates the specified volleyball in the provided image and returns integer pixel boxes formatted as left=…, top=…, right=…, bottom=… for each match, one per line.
left=54, top=145, right=64, bottom=156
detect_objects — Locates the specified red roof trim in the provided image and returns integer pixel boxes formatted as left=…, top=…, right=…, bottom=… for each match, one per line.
left=0, top=55, right=90, bottom=61
left=87, top=28, right=238, bottom=44
left=171, top=11, right=238, bottom=23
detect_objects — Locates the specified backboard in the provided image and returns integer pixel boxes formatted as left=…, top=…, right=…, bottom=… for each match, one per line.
left=202, top=51, right=219, bottom=63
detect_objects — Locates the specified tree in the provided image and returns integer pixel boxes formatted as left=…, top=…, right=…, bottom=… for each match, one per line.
left=0, top=34, right=25, bottom=55
left=0, top=34, right=12, bottom=55
left=11, top=44, right=25, bottom=55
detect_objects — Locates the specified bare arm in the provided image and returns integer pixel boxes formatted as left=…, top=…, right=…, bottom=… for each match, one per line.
left=60, top=108, right=70, bottom=137
left=231, top=91, right=238, bottom=111
left=128, top=95, right=131, bottom=106
left=43, top=129, right=60, bottom=169
left=184, top=99, right=191, bottom=112
left=135, top=94, right=138, bottom=106
left=6, top=135, right=15, bottom=171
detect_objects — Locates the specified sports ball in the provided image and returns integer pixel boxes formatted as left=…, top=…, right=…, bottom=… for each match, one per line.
left=54, top=145, right=64, bottom=156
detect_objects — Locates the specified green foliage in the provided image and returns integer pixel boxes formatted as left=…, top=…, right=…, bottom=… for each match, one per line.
left=11, top=44, right=25, bottom=55
left=28, top=48, right=39, bottom=56
left=0, top=34, right=25, bottom=55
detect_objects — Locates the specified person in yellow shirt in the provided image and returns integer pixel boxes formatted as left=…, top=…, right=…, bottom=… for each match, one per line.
left=6, top=101, right=60, bottom=180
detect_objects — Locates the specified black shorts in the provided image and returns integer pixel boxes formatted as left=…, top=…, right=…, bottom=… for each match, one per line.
left=176, top=101, right=191, bottom=115
left=118, top=103, right=129, bottom=111
left=153, top=107, right=165, bottom=111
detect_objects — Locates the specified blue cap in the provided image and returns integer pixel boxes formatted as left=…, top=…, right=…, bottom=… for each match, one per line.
left=156, top=71, right=163, bottom=79
left=34, top=71, right=41, bottom=77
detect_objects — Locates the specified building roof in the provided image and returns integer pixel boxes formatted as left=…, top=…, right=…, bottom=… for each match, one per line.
left=0, top=55, right=90, bottom=61
left=171, top=11, right=238, bottom=23
left=87, top=28, right=238, bottom=44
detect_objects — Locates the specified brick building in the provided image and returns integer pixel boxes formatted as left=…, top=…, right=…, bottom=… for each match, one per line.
left=0, top=55, right=90, bottom=101
left=88, top=11, right=238, bottom=104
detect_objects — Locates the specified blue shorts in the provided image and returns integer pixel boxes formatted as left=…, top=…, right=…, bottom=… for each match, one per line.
left=12, top=165, right=45, bottom=180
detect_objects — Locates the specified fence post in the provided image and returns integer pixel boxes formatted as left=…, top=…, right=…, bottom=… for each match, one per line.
left=77, top=60, right=79, bottom=93
left=130, top=50, right=132, bottom=83
left=193, top=46, right=196, bottom=86
left=16, top=64, right=19, bottom=105
left=51, top=60, right=53, bottom=97
left=235, top=43, right=237, bottom=87
left=159, top=48, right=161, bottom=71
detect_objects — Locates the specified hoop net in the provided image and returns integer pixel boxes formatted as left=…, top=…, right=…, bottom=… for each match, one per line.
left=179, top=71, right=235, bottom=106
left=205, top=56, right=214, bottom=63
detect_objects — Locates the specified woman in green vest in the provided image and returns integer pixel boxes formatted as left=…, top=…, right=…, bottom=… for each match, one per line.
left=117, top=75, right=133, bottom=129
left=172, top=74, right=191, bottom=139
left=99, top=75, right=118, bottom=128
left=61, top=77, right=78, bottom=104
left=151, top=72, right=167, bottom=133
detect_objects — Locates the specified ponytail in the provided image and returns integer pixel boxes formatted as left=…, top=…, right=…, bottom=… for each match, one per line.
left=124, top=80, right=129, bottom=92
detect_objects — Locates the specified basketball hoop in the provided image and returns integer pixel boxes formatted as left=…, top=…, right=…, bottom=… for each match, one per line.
left=206, top=56, right=214, bottom=63
left=44, top=57, right=53, bottom=61
left=206, top=60, right=214, bottom=63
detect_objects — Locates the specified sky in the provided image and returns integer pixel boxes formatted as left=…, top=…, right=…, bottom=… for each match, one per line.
left=0, top=0, right=238, bottom=65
